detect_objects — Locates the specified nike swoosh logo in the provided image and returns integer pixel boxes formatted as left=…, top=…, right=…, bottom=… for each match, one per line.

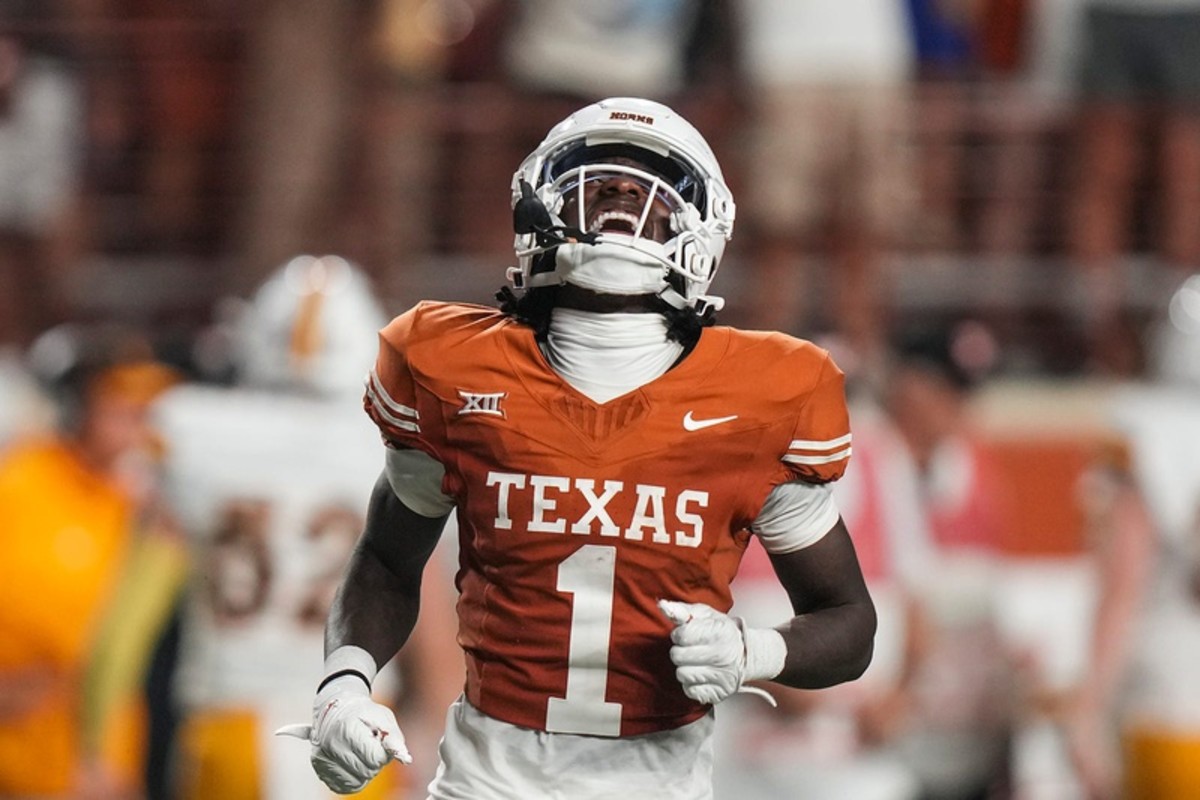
left=682, top=411, right=739, bottom=431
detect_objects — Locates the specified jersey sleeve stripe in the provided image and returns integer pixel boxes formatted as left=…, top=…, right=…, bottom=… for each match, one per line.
left=366, top=382, right=421, bottom=433
left=367, top=370, right=419, bottom=419
left=788, top=433, right=852, bottom=451
left=782, top=447, right=852, bottom=465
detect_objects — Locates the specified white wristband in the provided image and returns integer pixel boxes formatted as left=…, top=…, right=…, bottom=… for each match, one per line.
left=741, top=625, right=787, bottom=683
left=323, top=645, right=379, bottom=686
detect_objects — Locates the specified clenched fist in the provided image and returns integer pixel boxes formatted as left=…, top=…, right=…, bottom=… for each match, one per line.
left=659, top=599, right=787, bottom=706
left=276, top=647, right=410, bottom=794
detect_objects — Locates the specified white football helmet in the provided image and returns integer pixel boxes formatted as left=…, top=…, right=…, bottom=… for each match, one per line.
left=509, top=96, right=735, bottom=313
left=233, top=255, right=388, bottom=399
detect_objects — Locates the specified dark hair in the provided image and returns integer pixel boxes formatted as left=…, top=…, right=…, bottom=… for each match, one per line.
left=27, top=322, right=158, bottom=431
left=892, top=319, right=999, bottom=392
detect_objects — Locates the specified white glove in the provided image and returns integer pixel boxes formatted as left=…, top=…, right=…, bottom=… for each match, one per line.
left=276, top=647, right=410, bottom=795
left=659, top=599, right=787, bottom=706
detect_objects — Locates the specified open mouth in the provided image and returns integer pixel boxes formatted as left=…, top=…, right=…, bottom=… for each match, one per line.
left=588, top=210, right=641, bottom=235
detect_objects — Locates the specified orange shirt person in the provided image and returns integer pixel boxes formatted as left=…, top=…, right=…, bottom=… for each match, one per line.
left=0, top=329, right=178, bottom=798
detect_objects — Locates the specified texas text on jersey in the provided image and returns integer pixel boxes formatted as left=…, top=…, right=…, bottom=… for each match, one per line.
left=364, top=300, right=851, bottom=737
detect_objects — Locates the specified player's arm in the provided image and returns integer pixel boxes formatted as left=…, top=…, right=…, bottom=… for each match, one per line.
left=663, top=349, right=873, bottom=704
left=278, top=465, right=450, bottom=794
left=660, top=513, right=875, bottom=706
left=759, top=352, right=874, bottom=688
left=765, top=515, right=876, bottom=688
left=325, top=469, right=448, bottom=666
left=1064, top=451, right=1155, bottom=797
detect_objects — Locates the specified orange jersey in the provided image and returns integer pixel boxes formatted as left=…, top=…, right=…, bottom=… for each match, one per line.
left=365, top=302, right=851, bottom=737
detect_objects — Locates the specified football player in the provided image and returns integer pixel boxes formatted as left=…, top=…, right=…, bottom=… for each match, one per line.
left=281, top=98, right=877, bottom=798
left=155, top=255, right=460, bottom=799
left=1062, top=273, right=1200, bottom=799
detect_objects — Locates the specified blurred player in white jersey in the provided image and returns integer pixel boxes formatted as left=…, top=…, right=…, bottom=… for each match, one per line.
left=156, top=255, right=460, bottom=800
left=1064, top=273, right=1200, bottom=799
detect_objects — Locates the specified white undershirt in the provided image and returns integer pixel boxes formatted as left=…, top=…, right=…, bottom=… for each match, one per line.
left=384, top=309, right=838, bottom=550
left=543, top=307, right=684, bottom=404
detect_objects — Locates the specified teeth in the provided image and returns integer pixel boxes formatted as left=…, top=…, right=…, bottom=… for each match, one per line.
left=589, top=210, right=641, bottom=234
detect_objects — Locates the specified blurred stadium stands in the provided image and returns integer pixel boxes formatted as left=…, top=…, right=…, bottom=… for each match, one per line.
left=0, top=2, right=1182, bottom=379
left=3, top=4, right=1197, bottom=797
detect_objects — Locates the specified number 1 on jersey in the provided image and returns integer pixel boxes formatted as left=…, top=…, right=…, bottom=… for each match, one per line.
left=546, top=544, right=623, bottom=736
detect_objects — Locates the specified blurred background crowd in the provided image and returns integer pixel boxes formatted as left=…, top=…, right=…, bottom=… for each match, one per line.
left=2, top=0, right=1200, bottom=799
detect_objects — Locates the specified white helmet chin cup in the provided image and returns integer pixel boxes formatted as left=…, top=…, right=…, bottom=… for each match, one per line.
left=510, top=97, right=735, bottom=312
left=555, top=240, right=670, bottom=295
